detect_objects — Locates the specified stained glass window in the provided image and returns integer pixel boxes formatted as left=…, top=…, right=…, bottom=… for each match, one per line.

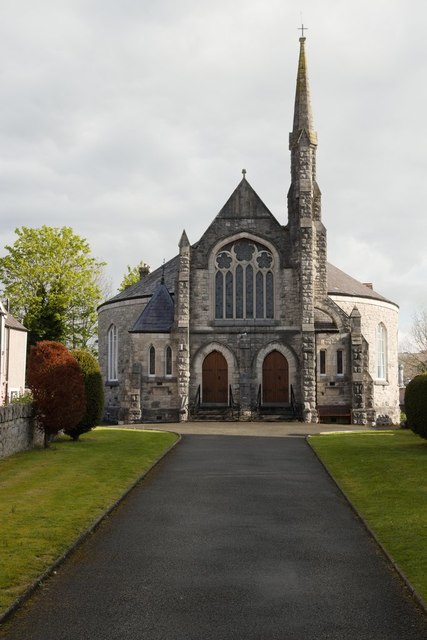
left=336, top=350, right=344, bottom=375
left=214, top=239, right=274, bottom=320
left=225, top=271, right=233, bottom=319
left=107, top=324, right=118, bottom=381
left=246, top=265, right=254, bottom=319
left=149, top=346, right=155, bottom=376
left=165, top=346, right=172, bottom=376
left=235, top=265, right=243, bottom=318
left=376, top=324, right=387, bottom=379
left=215, top=271, right=223, bottom=318
left=266, top=271, right=274, bottom=318
left=256, top=271, right=264, bottom=318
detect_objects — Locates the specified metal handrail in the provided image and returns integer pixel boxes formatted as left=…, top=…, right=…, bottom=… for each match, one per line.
left=189, top=385, right=200, bottom=418
left=290, top=384, right=303, bottom=421
left=195, top=384, right=201, bottom=409
left=229, top=385, right=240, bottom=419
left=229, top=385, right=235, bottom=408
left=256, top=384, right=262, bottom=410
left=290, top=384, right=296, bottom=417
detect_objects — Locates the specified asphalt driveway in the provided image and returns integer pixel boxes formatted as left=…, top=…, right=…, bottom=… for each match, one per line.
left=1, top=435, right=426, bottom=639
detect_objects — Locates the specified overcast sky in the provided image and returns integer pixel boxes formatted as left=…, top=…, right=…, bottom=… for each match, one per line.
left=0, top=0, right=425, bottom=345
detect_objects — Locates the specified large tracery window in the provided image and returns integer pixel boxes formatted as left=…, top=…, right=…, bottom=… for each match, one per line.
left=215, top=239, right=275, bottom=320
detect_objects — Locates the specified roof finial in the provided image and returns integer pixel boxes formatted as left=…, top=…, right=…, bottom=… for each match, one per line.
left=161, top=259, right=165, bottom=284
left=298, top=23, right=308, bottom=39
left=242, top=168, right=247, bottom=179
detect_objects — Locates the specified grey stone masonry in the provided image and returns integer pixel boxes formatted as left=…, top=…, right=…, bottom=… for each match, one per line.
left=288, top=37, right=322, bottom=420
left=177, top=230, right=191, bottom=421
left=0, top=403, right=42, bottom=458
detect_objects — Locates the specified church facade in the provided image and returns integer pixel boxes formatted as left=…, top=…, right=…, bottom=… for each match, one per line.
left=98, top=37, right=399, bottom=425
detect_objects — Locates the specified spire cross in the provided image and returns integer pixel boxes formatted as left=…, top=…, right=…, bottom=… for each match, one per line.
left=298, top=24, right=308, bottom=37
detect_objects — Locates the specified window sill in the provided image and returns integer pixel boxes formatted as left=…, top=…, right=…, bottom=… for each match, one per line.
left=211, top=319, right=278, bottom=327
left=106, top=380, right=119, bottom=387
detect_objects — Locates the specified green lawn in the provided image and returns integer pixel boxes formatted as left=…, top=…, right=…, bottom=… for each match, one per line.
left=0, top=428, right=178, bottom=615
left=309, top=430, right=427, bottom=604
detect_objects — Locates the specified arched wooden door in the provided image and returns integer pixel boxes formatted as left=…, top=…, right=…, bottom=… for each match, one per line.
left=262, top=350, right=289, bottom=404
left=202, top=351, right=228, bottom=404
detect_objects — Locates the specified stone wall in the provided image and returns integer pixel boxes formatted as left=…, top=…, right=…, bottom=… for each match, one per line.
left=131, top=332, right=180, bottom=423
left=98, top=298, right=146, bottom=423
left=0, top=403, right=42, bottom=458
left=316, top=331, right=353, bottom=407
left=330, top=295, right=400, bottom=424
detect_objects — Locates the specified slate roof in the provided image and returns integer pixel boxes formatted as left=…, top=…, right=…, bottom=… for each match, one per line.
left=99, top=255, right=179, bottom=308
left=130, top=283, right=174, bottom=333
left=327, top=263, right=396, bottom=305
left=5, top=312, right=27, bottom=332
left=100, top=254, right=395, bottom=310
left=211, top=177, right=279, bottom=222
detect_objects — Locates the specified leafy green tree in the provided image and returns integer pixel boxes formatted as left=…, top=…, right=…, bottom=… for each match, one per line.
left=118, top=261, right=150, bottom=292
left=65, top=349, right=104, bottom=441
left=0, top=226, right=106, bottom=348
left=25, top=283, right=67, bottom=345
left=27, top=341, right=86, bottom=447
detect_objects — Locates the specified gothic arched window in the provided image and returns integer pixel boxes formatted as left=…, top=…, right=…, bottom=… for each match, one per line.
left=149, top=346, right=156, bottom=376
left=214, top=239, right=274, bottom=320
left=376, top=323, right=387, bottom=380
left=107, top=324, right=118, bottom=381
left=165, top=346, right=172, bottom=377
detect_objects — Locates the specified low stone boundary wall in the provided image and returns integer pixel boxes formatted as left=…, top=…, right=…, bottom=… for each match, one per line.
left=0, top=404, right=43, bottom=458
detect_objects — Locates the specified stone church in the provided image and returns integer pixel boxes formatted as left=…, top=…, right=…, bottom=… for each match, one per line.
left=98, top=37, right=399, bottom=425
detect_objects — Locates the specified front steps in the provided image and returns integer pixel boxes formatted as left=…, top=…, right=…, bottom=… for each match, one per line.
left=254, top=405, right=298, bottom=422
left=190, top=405, right=239, bottom=422
left=189, top=404, right=300, bottom=422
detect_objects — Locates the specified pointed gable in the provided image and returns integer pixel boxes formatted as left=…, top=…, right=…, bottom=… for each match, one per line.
left=131, top=283, right=174, bottom=333
left=215, top=176, right=278, bottom=222
left=191, top=174, right=288, bottom=270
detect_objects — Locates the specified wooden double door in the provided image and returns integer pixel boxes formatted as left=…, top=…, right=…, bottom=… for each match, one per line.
left=262, top=350, right=289, bottom=404
left=202, top=351, right=228, bottom=404
left=202, top=349, right=289, bottom=405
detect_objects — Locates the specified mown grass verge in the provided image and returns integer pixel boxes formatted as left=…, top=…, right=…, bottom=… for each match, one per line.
left=309, top=430, right=427, bottom=604
left=0, top=428, right=178, bottom=614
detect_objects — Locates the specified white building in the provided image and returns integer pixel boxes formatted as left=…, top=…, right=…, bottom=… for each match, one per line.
left=0, top=301, right=28, bottom=404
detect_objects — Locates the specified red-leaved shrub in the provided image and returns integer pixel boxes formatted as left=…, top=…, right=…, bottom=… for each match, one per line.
left=27, top=341, right=86, bottom=446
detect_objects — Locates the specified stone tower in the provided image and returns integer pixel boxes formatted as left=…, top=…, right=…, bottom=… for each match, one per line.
left=177, top=230, right=191, bottom=420
left=288, top=36, right=326, bottom=422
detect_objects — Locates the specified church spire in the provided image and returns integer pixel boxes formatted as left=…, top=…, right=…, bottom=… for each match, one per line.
left=289, top=37, right=317, bottom=148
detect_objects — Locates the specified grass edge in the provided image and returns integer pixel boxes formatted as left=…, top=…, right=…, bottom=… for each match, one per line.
left=0, top=431, right=181, bottom=625
left=306, top=435, right=427, bottom=616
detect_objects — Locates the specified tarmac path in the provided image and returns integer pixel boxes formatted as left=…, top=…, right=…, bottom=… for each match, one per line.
left=1, top=433, right=426, bottom=639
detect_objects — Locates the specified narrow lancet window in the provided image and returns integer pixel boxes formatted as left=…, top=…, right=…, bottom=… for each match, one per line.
left=107, top=324, right=118, bottom=381
left=149, top=346, right=156, bottom=376
left=165, top=346, right=172, bottom=377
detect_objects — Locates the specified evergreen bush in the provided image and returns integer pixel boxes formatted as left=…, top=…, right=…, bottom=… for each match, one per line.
left=27, top=341, right=86, bottom=447
left=65, top=349, right=104, bottom=441
left=404, top=373, right=427, bottom=439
